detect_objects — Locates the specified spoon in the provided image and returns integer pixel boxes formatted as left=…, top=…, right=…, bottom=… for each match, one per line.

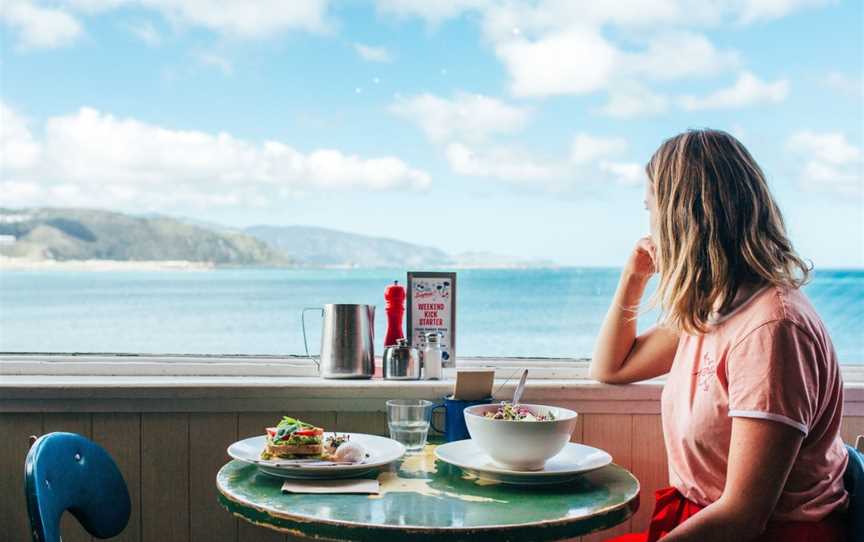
left=512, top=368, right=528, bottom=407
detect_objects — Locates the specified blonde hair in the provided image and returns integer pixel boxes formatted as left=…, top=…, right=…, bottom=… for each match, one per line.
left=647, top=129, right=810, bottom=334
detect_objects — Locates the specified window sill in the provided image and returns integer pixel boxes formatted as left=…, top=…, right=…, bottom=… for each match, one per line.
left=2, top=354, right=862, bottom=415
left=2, top=373, right=863, bottom=415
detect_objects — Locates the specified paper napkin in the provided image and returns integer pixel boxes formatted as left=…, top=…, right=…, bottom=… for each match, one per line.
left=280, top=479, right=380, bottom=495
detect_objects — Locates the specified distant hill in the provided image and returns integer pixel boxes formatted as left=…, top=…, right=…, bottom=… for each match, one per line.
left=0, top=208, right=292, bottom=266
left=0, top=208, right=558, bottom=269
left=245, top=225, right=450, bottom=267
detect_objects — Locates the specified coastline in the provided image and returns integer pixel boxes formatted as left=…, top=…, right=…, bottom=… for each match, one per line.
left=0, top=257, right=562, bottom=272
left=0, top=257, right=215, bottom=272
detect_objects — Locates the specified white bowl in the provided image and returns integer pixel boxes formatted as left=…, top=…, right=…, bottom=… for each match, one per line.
left=463, top=403, right=578, bottom=471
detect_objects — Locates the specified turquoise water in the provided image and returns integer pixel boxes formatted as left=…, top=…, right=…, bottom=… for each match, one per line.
left=0, top=268, right=861, bottom=362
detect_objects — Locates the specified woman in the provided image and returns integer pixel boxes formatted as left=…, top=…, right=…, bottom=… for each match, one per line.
left=592, top=129, right=849, bottom=542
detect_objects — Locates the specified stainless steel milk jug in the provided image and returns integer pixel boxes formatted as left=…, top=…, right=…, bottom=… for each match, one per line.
left=302, top=304, right=375, bottom=379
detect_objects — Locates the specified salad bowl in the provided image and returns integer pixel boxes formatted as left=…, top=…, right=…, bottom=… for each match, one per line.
left=463, top=403, right=578, bottom=471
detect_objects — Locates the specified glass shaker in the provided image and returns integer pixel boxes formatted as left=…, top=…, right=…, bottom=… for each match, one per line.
left=422, top=332, right=443, bottom=380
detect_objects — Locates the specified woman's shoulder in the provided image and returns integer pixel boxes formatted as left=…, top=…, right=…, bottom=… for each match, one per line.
left=727, top=286, right=829, bottom=352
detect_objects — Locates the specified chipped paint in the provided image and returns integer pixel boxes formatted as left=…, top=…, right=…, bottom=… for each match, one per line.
left=376, top=471, right=506, bottom=503
left=460, top=472, right=501, bottom=486
left=216, top=445, right=640, bottom=541
left=399, top=446, right=438, bottom=474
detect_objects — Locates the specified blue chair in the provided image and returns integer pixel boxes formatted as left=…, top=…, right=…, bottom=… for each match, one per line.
left=847, top=437, right=864, bottom=542
left=25, top=432, right=130, bottom=542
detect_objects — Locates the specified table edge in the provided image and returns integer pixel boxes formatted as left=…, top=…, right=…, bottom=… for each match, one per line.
left=216, top=460, right=641, bottom=535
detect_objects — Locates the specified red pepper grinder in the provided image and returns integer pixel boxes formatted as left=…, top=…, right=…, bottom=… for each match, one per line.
left=384, top=280, right=406, bottom=347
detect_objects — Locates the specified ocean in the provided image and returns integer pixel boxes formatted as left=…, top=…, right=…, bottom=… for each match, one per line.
left=0, top=268, right=861, bottom=363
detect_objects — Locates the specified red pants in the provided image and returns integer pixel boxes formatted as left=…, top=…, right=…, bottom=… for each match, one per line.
left=608, top=487, right=846, bottom=542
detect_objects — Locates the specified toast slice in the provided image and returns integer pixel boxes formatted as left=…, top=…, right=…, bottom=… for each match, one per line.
left=263, top=440, right=323, bottom=459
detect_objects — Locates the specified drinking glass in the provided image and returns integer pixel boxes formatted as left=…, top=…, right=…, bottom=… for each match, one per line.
left=386, top=399, right=433, bottom=452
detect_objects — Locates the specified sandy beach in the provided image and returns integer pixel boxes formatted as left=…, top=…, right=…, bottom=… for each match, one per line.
left=0, top=257, right=215, bottom=272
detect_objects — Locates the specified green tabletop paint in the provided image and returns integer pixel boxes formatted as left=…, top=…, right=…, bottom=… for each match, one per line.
left=217, top=444, right=639, bottom=542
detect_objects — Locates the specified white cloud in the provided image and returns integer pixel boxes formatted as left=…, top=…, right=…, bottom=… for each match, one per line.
left=798, top=161, right=860, bottom=192
left=129, top=20, right=160, bottom=46
left=3, top=0, right=331, bottom=49
left=389, top=92, right=531, bottom=143
left=376, top=1, right=826, bottom=105
left=570, top=133, right=627, bottom=164
left=736, top=0, right=834, bottom=23
left=494, top=27, right=741, bottom=100
left=787, top=131, right=860, bottom=165
left=2, top=0, right=82, bottom=49
left=381, top=0, right=832, bottom=30
left=196, top=52, right=233, bottom=75
left=786, top=130, right=862, bottom=194
left=0, top=102, right=42, bottom=170
left=388, top=91, right=643, bottom=190
left=445, top=141, right=647, bottom=189
left=597, top=82, right=670, bottom=118
left=139, top=0, right=333, bottom=37
left=354, top=43, right=393, bottom=62
left=680, top=71, right=789, bottom=110
left=445, top=142, right=563, bottom=183
left=0, top=104, right=431, bottom=209
left=599, top=161, right=645, bottom=186
left=375, top=0, right=487, bottom=24
left=495, top=29, right=619, bottom=98
left=822, top=72, right=863, bottom=98
left=0, top=181, right=44, bottom=205
left=625, top=31, right=740, bottom=81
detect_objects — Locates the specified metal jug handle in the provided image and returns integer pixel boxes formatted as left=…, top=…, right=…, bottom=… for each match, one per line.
left=301, top=307, right=324, bottom=370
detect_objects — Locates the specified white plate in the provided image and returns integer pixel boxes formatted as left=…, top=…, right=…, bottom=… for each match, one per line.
left=228, top=433, right=405, bottom=479
left=434, top=440, right=612, bottom=485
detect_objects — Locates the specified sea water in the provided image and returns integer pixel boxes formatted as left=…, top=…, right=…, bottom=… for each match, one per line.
left=0, top=267, right=861, bottom=362
left=388, top=421, right=431, bottom=451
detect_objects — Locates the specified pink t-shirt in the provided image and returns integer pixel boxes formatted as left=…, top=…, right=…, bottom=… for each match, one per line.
left=661, top=286, right=848, bottom=522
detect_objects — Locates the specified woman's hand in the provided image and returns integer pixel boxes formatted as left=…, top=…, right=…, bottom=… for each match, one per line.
left=590, top=236, right=677, bottom=385
left=624, top=236, right=657, bottom=280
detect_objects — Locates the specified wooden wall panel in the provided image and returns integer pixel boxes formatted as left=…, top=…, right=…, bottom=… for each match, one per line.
left=0, top=413, right=42, bottom=542
left=840, top=416, right=864, bottom=447
left=141, top=413, right=189, bottom=542
left=237, top=413, right=286, bottom=542
left=629, top=415, right=667, bottom=532
left=581, top=414, right=633, bottom=542
left=335, top=412, right=386, bottom=435
left=42, top=413, right=93, bottom=542
left=3, top=410, right=861, bottom=542
left=92, top=413, right=142, bottom=542
left=570, top=413, right=585, bottom=443
left=190, top=413, right=238, bottom=542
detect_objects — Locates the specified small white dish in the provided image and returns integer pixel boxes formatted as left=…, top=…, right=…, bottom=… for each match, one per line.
left=464, top=403, right=578, bottom=470
left=435, top=439, right=612, bottom=486
left=228, top=433, right=405, bottom=479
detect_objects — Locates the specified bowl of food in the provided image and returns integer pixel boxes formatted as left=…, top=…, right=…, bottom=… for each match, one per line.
left=464, top=403, right=578, bottom=471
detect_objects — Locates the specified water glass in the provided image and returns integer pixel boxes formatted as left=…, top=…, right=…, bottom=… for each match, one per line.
left=386, top=399, right=433, bottom=452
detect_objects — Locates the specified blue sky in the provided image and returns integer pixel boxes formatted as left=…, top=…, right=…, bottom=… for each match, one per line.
left=1, top=0, right=862, bottom=267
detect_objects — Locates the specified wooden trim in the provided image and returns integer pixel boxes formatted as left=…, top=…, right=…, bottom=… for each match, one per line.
left=2, top=375, right=862, bottom=415
left=3, top=354, right=862, bottom=389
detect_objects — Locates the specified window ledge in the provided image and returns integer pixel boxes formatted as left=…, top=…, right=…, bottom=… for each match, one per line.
left=2, top=354, right=862, bottom=415
left=2, top=373, right=863, bottom=415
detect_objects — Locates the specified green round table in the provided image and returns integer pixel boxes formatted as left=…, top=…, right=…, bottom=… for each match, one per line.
left=217, top=444, right=640, bottom=542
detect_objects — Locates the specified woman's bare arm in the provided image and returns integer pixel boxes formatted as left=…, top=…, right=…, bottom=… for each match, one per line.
left=661, top=417, right=804, bottom=542
left=590, top=237, right=679, bottom=384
